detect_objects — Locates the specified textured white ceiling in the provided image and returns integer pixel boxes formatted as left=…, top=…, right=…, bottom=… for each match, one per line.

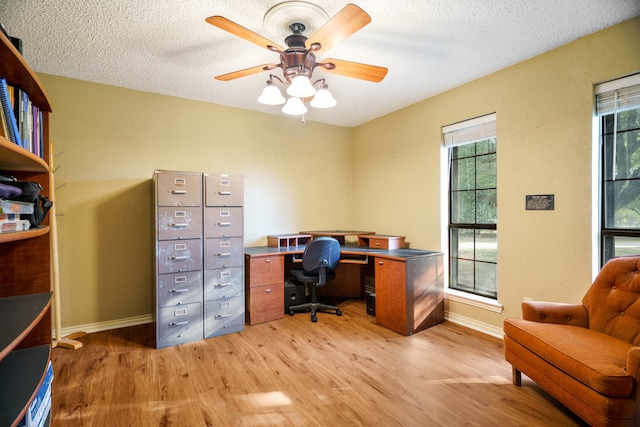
left=0, top=0, right=638, bottom=127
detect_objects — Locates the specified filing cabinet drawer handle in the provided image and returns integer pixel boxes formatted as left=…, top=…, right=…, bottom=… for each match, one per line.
left=215, top=313, right=232, bottom=319
left=215, top=282, right=232, bottom=288
left=169, top=321, right=189, bottom=326
left=171, top=223, right=188, bottom=228
left=218, top=191, right=231, bottom=196
left=217, top=252, right=232, bottom=257
left=171, top=190, right=187, bottom=195
left=169, top=289, right=188, bottom=294
left=217, top=222, right=231, bottom=226
left=169, top=256, right=188, bottom=261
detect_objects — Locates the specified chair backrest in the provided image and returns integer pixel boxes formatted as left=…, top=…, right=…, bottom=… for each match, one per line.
left=582, top=255, right=640, bottom=345
left=302, top=237, right=340, bottom=274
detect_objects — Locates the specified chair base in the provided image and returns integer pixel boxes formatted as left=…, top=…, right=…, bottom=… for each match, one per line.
left=288, top=301, right=342, bottom=323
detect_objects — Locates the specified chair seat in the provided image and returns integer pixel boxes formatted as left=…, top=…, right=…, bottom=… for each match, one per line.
left=291, top=269, right=336, bottom=284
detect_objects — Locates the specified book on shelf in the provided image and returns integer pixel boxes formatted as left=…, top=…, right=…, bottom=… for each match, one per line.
left=0, top=77, right=21, bottom=147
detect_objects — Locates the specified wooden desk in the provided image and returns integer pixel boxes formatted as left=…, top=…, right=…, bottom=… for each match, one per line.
left=244, top=245, right=444, bottom=335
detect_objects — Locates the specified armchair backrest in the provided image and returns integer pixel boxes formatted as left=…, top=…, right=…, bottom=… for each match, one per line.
left=582, top=255, right=640, bottom=345
left=302, top=237, right=340, bottom=274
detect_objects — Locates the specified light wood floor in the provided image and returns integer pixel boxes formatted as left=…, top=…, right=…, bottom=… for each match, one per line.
left=50, top=299, right=587, bottom=426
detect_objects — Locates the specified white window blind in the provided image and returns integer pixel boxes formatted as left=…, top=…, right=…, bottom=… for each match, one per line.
left=596, top=73, right=640, bottom=116
left=443, top=113, right=496, bottom=147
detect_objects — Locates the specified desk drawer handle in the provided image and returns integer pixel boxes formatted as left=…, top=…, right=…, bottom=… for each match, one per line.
left=171, top=190, right=187, bottom=195
left=169, top=321, right=188, bottom=326
left=169, top=256, right=188, bottom=261
left=265, top=288, right=272, bottom=294
left=169, top=289, right=188, bottom=294
left=215, top=282, right=232, bottom=288
left=265, top=259, right=271, bottom=263
left=378, top=261, right=384, bottom=265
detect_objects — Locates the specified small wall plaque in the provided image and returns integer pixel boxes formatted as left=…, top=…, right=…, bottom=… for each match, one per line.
left=526, top=194, right=555, bottom=210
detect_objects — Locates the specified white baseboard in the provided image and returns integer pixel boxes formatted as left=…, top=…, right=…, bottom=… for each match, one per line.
left=55, top=312, right=503, bottom=341
left=445, top=311, right=504, bottom=339
left=54, top=314, right=153, bottom=340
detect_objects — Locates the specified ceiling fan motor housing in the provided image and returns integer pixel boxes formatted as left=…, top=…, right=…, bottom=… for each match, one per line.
left=281, top=32, right=315, bottom=82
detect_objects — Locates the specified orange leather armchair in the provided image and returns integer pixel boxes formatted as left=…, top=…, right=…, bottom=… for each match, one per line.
left=504, top=255, right=640, bottom=427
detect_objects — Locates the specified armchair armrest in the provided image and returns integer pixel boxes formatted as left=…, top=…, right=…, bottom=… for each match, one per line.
left=521, top=301, right=589, bottom=327
left=627, top=347, right=640, bottom=381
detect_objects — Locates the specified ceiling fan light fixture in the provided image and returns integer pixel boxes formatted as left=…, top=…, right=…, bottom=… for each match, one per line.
left=258, top=83, right=286, bottom=105
left=282, top=96, right=308, bottom=116
left=286, top=75, right=316, bottom=98
left=310, top=84, right=336, bottom=109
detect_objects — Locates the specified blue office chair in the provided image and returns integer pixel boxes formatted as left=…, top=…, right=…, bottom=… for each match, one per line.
left=288, top=237, right=342, bottom=322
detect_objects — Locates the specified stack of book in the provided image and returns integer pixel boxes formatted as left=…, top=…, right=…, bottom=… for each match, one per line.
left=0, top=200, right=33, bottom=233
left=0, top=77, right=44, bottom=158
left=18, top=361, right=53, bottom=427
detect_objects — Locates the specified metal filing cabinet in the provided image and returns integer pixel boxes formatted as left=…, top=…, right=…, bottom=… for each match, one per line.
left=203, top=173, right=245, bottom=338
left=154, top=170, right=204, bottom=348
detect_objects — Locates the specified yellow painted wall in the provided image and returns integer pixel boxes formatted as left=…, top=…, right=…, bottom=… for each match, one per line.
left=40, top=74, right=352, bottom=328
left=352, top=17, right=640, bottom=328
left=41, top=16, right=640, bottom=332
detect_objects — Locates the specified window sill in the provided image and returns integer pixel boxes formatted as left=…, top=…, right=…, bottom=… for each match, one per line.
left=445, top=288, right=504, bottom=313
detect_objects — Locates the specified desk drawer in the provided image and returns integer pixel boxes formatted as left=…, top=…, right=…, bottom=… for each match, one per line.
left=246, top=255, right=284, bottom=287
left=205, top=207, right=243, bottom=238
left=248, top=283, right=284, bottom=325
left=157, top=207, right=202, bottom=240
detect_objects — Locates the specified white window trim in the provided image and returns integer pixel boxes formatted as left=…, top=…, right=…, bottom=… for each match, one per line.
left=441, top=113, right=500, bottom=312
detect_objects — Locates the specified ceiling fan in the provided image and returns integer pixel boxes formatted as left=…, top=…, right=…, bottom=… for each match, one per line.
left=205, top=2, right=387, bottom=114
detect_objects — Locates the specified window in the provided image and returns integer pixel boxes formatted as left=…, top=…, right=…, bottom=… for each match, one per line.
left=444, top=114, right=497, bottom=299
left=596, top=74, right=640, bottom=265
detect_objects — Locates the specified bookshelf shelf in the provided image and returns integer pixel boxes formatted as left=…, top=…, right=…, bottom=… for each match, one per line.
left=0, top=30, right=54, bottom=426
left=0, top=345, right=50, bottom=426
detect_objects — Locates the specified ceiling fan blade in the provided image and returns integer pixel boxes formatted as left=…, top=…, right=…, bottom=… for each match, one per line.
left=306, top=4, right=371, bottom=54
left=206, top=16, right=284, bottom=51
left=321, top=58, right=388, bottom=83
left=215, top=64, right=279, bottom=81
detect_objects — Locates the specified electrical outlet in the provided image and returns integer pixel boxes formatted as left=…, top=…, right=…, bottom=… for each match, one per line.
left=523, top=297, right=533, bottom=301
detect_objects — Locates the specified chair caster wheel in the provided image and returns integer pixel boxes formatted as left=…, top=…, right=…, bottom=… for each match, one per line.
left=336, top=309, right=342, bottom=316
left=311, top=314, right=318, bottom=322
left=289, top=309, right=294, bottom=316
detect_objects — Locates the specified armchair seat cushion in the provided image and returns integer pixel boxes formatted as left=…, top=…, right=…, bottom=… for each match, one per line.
left=505, top=319, right=633, bottom=397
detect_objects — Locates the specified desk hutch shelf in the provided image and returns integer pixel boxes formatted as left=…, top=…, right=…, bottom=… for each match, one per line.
left=0, top=31, right=54, bottom=426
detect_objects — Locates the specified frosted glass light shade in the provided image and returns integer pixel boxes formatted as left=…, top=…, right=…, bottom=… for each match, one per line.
left=310, top=88, right=337, bottom=108
left=258, top=84, right=285, bottom=105
left=286, top=75, right=316, bottom=98
left=282, top=97, right=307, bottom=116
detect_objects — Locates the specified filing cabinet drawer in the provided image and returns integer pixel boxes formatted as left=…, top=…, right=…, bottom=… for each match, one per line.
left=248, top=283, right=284, bottom=325
left=205, top=207, right=243, bottom=238
left=158, top=271, right=203, bottom=307
left=205, top=267, right=244, bottom=300
left=157, top=302, right=203, bottom=348
left=156, top=171, right=202, bottom=207
left=205, top=237, right=243, bottom=269
left=157, top=207, right=203, bottom=240
left=205, top=173, right=244, bottom=207
left=204, top=295, right=244, bottom=337
left=246, top=255, right=284, bottom=287
left=157, top=239, right=202, bottom=274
